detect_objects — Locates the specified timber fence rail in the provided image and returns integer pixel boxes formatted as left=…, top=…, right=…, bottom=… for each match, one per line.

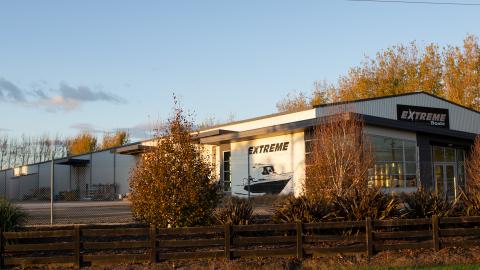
left=3, top=215, right=480, bottom=268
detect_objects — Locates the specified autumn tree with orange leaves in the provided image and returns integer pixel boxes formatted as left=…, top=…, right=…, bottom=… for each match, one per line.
left=101, top=131, right=129, bottom=149
left=278, top=35, right=480, bottom=112
left=129, top=99, right=219, bottom=227
left=67, top=132, right=98, bottom=156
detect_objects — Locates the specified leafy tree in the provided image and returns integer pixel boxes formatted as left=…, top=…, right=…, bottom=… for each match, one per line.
left=276, top=91, right=310, bottom=113
left=67, top=132, right=98, bottom=156
left=444, top=35, right=480, bottom=111
left=129, top=99, right=220, bottom=227
left=101, top=131, right=129, bottom=149
left=278, top=34, right=480, bottom=112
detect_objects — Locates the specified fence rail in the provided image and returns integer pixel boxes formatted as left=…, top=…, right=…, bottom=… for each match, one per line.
left=3, top=215, right=480, bottom=268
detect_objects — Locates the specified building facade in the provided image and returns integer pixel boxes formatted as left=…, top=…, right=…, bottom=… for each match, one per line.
left=1, top=92, right=479, bottom=201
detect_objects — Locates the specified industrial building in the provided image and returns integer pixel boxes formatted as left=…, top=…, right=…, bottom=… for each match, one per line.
left=1, top=92, right=479, bottom=200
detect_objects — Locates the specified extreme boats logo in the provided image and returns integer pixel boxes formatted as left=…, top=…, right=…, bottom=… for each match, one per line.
left=397, top=104, right=449, bottom=128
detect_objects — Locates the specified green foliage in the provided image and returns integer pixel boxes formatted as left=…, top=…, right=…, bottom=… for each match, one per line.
left=215, top=197, right=253, bottom=225
left=129, top=98, right=220, bottom=228
left=331, top=187, right=400, bottom=221
left=0, top=197, right=27, bottom=231
left=272, top=196, right=333, bottom=223
left=401, top=188, right=460, bottom=218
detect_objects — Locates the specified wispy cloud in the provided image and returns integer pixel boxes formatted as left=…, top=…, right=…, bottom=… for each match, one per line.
left=69, top=123, right=104, bottom=134
left=0, top=78, right=26, bottom=102
left=0, top=78, right=126, bottom=112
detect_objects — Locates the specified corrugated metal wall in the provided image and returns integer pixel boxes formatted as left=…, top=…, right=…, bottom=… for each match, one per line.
left=316, top=93, right=480, bottom=134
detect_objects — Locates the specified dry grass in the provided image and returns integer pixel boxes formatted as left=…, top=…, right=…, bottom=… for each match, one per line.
left=12, top=247, right=480, bottom=270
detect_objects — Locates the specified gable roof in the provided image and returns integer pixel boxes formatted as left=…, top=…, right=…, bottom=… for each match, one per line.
left=315, top=91, right=480, bottom=115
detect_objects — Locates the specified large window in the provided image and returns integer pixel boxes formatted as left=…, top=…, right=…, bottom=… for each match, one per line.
left=222, top=151, right=231, bottom=192
left=368, top=135, right=418, bottom=188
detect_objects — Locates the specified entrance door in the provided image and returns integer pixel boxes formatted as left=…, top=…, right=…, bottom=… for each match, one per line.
left=434, top=164, right=456, bottom=198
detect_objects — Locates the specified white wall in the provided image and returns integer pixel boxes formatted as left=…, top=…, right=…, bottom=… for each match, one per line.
left=92, top=150, right=114, bottom=186
left=115, top=153, right=136, bottom=195
left=229, top=132, right=305, bottom=197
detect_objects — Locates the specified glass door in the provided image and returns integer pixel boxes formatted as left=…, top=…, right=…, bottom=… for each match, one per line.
left=433, top=146, right=463, bottom=199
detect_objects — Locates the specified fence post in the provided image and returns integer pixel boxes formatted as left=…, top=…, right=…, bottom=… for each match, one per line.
left=365, top=217, right=373, bottom=258
left=296, top=221, right=303, bottom=260
left=150, top=224, right=157, bottom=264
left=0, top=229, right=4, bottom=270
left=73, top=225, right=81, bottom=269
left=432, top=215, right=440, bottom=251
left=224, top=223, right=232, bottom=260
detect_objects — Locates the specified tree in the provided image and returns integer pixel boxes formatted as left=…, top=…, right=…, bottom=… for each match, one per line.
left=277, top=34, right=480, bottom=112
left=336, top=42, right=444, bottom=102
left=67, top=132, right=98, bottom=156
left=305, top=112, right=374, bottom=200
left=466, top=136, right=480, bottom=192
left=101, top=131, right=129, bottom=149
left=129, top=99, right=219, bottom=227
left=443, top=35, right=480, bottom=111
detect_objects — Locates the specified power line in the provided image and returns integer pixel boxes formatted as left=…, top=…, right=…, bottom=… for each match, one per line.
left=347, top=0, right=480, bottom=6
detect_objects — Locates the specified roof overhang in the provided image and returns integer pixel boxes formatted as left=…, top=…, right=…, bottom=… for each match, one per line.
left=114, top=144, right=155, bottom=155
left=55, top=158, right=90, bottom=166
left=200, top=113, right=478, bottom=145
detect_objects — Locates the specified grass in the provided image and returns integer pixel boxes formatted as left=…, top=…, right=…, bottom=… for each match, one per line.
left=358, top=265, right=480, bottom=270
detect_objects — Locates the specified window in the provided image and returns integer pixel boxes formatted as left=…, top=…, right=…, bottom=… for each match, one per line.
left=368, top=135, right=418, bottom=188
left=223, top=151, right=231, bottom=192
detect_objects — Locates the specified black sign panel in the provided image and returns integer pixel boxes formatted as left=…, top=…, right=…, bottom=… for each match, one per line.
left=397, top=104, right=449, bottom=128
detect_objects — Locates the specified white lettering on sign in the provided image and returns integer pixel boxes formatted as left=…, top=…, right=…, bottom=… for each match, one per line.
left=399, top=108, right=447, bottom=127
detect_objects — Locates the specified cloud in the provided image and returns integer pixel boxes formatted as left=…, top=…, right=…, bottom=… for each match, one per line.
left=0, top=128, right=11, bottom=133
left=0, top=78, right=26, bottom=102
left=69, top=123, right=104, bottom=134
left=0, top=78, right=126, bottom=112
left=58, top=83, right=124, bottom=103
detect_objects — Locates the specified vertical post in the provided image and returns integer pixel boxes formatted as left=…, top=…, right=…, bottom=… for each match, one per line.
left=0, top=228, right=5, bottom=270
left=50, top=148, right=54, bottom=226
left=432, top=215, right=440, bottom=251
left=73, top=225, right=81, bottom=269
left=296, top=221, right=303, bottom=260
left=150, top=224, right=157, bottom=264
left=365, top=217, right=373, bottom=258
left=224, top=223, right=231, bottom=260
left=247, top=151, right=251, bottom=200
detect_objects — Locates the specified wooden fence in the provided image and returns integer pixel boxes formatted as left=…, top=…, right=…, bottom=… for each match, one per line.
left=2, top=215, right=480, bottom=268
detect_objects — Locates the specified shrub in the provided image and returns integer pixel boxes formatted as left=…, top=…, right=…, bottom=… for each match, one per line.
left=466, top=136, right=480, bottom=192
left=272, top=196, right=333, bottom=223
left=401, top=188, right=460, bottom=218
left=305, top=113, right=374, bottom=200
left=0, top=198, right=27, bottom=231
left=129, top=99, right=220, bottom=227
left=215, top=197, right=253, bottom=225
left=331, top=187, right=400, bottom=221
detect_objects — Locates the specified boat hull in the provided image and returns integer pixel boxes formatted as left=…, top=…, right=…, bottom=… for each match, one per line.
left=243, top=179, right=290, bottom=194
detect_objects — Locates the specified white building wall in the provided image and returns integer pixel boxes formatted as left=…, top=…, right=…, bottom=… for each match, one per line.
left=91, top=150, right=114, bottom=186
left=115, top=153, right=137, bottom=195
left=202, top=109, right=316, bottom=133
left=229, top=132, right=305, bottom=197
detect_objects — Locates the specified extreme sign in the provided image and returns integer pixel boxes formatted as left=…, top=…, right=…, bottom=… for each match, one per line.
left=397, top=104, right=449, bottom=128
left=248, top=142, right=289, bottom=155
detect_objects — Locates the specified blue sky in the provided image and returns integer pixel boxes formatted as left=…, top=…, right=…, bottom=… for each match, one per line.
left=0, top=0, right=479, bottom=140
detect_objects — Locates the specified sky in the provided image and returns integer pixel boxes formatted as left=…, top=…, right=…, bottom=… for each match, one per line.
left=0, top=0, right=479, bottom=140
